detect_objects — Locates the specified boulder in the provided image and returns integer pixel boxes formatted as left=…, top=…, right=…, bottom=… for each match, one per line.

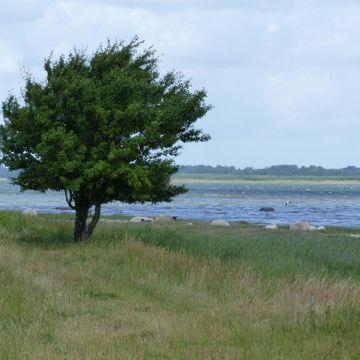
left=22, top=208, right=38, bottom=218
left=264, top=224, right=278, bottom=230
left=259, top=207, right=275, bottom=212
left=154, top=215, right=177, bottom=222
left=290, top=221, right=311, bottom=231
left=211, top=219, right=230, bottom=227
left=130, top=216, right=153, bottom=223
left=350, top=234, right=360, bottom=239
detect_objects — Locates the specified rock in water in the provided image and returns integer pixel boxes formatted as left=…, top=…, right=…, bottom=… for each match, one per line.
left=130, top=216, right=153, bottom=223
left=22, top=208, right=38, bottom=218
left=290, top=221, right=311, bottom=231
left=154, top=215, right=177, bottom=222
left=265, top=224, right=278, bottom=230
left=211, top=219, right=230, bottom=227
left=259, top=207, right=275, bottom=212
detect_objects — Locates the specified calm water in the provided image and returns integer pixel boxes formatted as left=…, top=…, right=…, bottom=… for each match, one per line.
left=1, top=179, right=360, bottom=227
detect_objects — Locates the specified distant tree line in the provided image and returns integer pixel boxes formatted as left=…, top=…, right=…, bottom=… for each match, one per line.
left=2, top=165, right=360, bottom=179
left=178, top=165, right=360, bottom=177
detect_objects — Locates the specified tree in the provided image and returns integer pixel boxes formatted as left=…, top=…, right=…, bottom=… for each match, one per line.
left=0, top=38, right=211, bottom=241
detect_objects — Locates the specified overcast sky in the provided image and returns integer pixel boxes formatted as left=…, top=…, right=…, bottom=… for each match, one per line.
left=1, top=1, right=360, bottom=168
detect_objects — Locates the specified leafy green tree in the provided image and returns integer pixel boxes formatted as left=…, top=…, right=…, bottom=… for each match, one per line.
left=0, top=38, right=211, bottom=241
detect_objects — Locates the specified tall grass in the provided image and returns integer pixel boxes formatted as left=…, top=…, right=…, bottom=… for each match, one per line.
left=0, top=212, right=360, bottom=358
left=92, top=221, right=360, bottom=280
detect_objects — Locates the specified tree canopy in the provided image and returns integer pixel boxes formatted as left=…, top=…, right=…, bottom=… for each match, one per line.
left=0, top=38, right=211, bottom=241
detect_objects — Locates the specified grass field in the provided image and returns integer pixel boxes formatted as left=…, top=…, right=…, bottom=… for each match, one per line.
left=175, top=173, right=360, bottom=183
left=1, top=212, right=360, bottom=359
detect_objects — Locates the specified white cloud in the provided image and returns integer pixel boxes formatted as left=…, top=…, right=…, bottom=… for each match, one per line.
left=1, top=0, right=360, bottom=166
left=0, top=43, right=20, bottom=75
left=268, top=23, right=279, bottom=34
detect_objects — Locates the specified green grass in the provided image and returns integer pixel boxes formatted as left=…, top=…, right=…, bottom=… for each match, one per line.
left=1, top=212, right=360, bottom=359
left=175, top=173, right=360, bottom=182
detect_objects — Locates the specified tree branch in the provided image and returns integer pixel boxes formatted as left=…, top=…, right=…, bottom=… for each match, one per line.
left=85, top=203, right=101, bottom=239
left=64, top=190, right=76, bottom=209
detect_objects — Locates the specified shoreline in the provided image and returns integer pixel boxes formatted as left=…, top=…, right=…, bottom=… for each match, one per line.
left=16, top=211, right=360, bottom=230
left=174, top=177, right=360, bottom=185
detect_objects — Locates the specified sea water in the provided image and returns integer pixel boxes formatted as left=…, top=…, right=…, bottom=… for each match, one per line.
left=1, top=179, right=360, bottom=227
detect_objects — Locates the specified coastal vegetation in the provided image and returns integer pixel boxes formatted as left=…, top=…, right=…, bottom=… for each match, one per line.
left=178, top=165, right=360, bottom=180
left=0, top=38, right=210, bottom=242
left=1, top=211, right=360, bottom=358
left=176, top=173, right=360, bottom=182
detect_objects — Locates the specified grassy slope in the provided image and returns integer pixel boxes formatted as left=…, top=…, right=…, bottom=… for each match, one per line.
left=1, top=212, right=360, bottom=359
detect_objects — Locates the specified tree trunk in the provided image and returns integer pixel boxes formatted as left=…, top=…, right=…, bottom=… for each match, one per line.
left=74, top=204, right=88, bottom=242
left=74, top=203, right=101, bottom=242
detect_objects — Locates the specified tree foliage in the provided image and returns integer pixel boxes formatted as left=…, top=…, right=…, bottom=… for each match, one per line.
left=0, top=38, right=211, bottom=241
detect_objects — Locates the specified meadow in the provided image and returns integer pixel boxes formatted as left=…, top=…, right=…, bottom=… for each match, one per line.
left=1, top=212, right=360, bottom=359
left=175, top=173, right=360, bottom=183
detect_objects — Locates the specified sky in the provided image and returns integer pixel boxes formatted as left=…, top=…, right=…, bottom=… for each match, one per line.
left=1, top=1, right=360, bottom=168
